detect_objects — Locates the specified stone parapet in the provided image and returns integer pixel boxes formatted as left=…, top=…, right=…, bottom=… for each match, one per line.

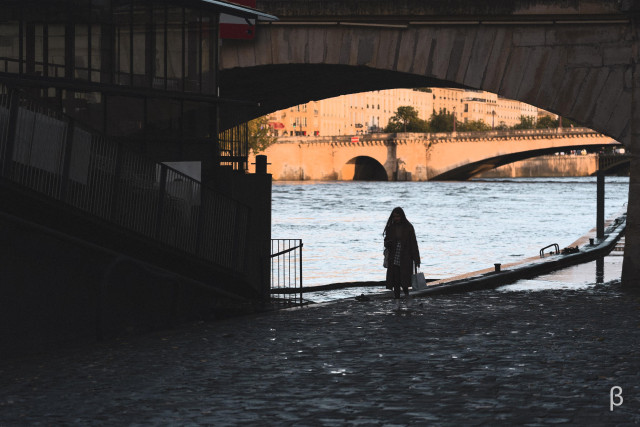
left=252, top=131, right=618, bottom=181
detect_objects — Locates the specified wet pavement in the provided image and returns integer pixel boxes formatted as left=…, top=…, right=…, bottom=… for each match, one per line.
left=1, top=256, right=640, bottom=426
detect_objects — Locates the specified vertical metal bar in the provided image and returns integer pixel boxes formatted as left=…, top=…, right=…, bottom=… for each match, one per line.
left=109, top=142, right=123, bottom=222
left=87, top=23, right=92, bottom=82
left=129, top=1, right=134, bottom=84
left=145, top=3, right=153, bottom=88
left=163, top=2, right=168, bottom=90
left=195, top=183, right=205, bottom=257
left=65, top=23, right=74, bottom=80
left=299, top=240, right=303, bottom=305
left=597, top=169, right=605, bottom=240
left=232, top=206, right=243, bottom=270
left=1, top=89, right=19, bottom=177
left=18, top=14, right=23, bottom=74
left=155, top=163, right=168, bottom=239
left=198, top=10, right=202, bottom=92
left=181, top=7, right=185, bottom=92
left=60, top=119, right=74, bottom=202
left=42, top=24, right=48, bottom=77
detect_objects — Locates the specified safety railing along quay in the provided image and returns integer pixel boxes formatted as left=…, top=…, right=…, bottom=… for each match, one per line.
left=270, top=239, right=303, bottom=306
left=0, top=85, right=250, bottom=275
left=540, top=243, right=560, bottom=258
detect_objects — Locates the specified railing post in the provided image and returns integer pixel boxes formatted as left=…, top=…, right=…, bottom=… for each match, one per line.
left=195, top=186, right=206, bottom=257
left=597, top=169, right=605, bottom=240
left=231, top=206, right=245, bottom=271
left=109, top=142, right=124, bottom=223
left=59, top=119, right=75, bottom=203
left=154, top=163, right=168, bottom=240
left=1, top=88, right=19, bottom=178
left=299, top=240, right=303, bottom=305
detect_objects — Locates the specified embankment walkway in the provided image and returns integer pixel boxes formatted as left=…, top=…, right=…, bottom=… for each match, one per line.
left=1, top=214, right=638, bottom=425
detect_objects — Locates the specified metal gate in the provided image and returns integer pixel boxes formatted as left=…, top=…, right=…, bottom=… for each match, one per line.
left=270, top=239, right=303, bottom=305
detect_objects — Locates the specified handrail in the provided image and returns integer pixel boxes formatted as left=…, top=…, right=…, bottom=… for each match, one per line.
left=0, top=84, right=251, bottom=274
left=540, top=243, right=560, bottom=258
left=271, top=244, right=303, bottom=258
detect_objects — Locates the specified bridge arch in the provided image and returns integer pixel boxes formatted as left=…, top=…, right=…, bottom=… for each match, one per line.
left=221, top=2, right=640, bottom=288
left=221, top=19, right=632, bottom=148
left=342, top=156, right=389, bottom=181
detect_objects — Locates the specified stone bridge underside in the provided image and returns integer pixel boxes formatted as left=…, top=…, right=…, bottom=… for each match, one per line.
left=220, top=0, right=640, bottom=286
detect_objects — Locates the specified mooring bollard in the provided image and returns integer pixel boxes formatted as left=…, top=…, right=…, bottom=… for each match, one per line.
left=256, top=155, right=268, bottom=174
left=494, top=263, right=501, bottom=272
left=589, top=238, right=595, bottom=246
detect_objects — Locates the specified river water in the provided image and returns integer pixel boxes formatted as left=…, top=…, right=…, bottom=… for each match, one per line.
left=272, top=177, right=629, bottom=301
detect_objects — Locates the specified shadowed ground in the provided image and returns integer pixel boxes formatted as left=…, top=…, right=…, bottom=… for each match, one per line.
left=1, top=273, right=639, bottom=425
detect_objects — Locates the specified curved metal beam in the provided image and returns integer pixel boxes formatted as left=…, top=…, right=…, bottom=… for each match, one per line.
left=429, top=144, right=623, bottom=181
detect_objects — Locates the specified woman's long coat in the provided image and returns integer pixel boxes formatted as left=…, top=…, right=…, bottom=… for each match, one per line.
left=384, top=221, right=420, bottom=289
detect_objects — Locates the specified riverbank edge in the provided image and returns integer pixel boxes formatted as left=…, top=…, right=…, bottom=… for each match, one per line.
left=406, top=212, right=626, bottom=297
left=290, top=211, right=626, bottom=300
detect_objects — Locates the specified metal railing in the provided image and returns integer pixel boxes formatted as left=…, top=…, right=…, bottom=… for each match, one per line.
left=540, top=243, right=560, bottom=258
left=270, top=239, right=303, bottom=305
left=598, top=153, right=631, bottom=172
left=219, top=123, right=249, bottom=171
left=0, top=85, right=250, bottom=274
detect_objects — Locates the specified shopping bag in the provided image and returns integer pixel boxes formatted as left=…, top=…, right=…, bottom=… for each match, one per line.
left=411, top=269, right=426, bottom=290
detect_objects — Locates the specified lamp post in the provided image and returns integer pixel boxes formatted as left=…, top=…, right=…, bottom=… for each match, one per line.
left=452, top=106, right=457, bottom=133
left=491, top=109, right=496, bottom=130
left=558, top=115, right=563, bottom=133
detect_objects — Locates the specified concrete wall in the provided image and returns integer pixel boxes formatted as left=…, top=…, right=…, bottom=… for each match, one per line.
left=0, top=212, right=252, bottom=359
left=223, top=170, right=272, bottom=300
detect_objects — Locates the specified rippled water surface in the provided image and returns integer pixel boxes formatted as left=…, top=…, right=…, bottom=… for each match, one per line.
left=272, top=177, right=629, bottom=293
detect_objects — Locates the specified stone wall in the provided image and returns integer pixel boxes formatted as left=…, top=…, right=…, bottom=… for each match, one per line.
left=475, top=155, right=597, bottom=178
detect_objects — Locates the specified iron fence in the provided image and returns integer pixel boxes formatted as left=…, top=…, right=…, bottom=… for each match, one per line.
left=271, top=239, right=303, bottom=305
left=598, top=153, right=631, bottom=172
left=219, top=123, right=249, bottom=171
left=0, top=85, right=250, bottom=274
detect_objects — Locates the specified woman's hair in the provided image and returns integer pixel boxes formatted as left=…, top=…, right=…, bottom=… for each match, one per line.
left=383, top=207, right=408, bottom=236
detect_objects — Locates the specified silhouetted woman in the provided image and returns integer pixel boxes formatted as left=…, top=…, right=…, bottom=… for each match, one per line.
left=383, top=207, right=421, bottom=299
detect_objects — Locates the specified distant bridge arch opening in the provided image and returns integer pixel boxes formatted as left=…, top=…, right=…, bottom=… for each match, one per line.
left=342, top=156, right=388, bottom=181
left=430, top=143, right=623, bottom=181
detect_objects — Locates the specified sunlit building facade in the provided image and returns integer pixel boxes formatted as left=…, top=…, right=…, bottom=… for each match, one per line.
left=268, top=87, right=542, bottom=137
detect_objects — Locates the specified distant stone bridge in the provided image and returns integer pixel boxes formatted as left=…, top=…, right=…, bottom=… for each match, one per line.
left=259, top=128, right=619, bottom=181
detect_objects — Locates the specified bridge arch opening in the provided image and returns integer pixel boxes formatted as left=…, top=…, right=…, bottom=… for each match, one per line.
left=342, top=156, right=388, bottom=181
left=220, top=16, right=640, bottom=286
left=221, top=21, right=631, bottom=145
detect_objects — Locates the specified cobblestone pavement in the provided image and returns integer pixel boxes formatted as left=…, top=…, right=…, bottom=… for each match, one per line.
left=2, top=281, right=640, bottom=426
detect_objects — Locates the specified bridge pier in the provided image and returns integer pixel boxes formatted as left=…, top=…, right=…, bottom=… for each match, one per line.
left=621, top=43, right=640, bottom=289
left=622, top=156, right=640, bottom=289
left=383, top=142, right=398, bottom=181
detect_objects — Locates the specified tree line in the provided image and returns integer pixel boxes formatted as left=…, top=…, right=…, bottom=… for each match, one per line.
left=384, top=106, right=578, bottom=133
left=247, top=106, right=581, bottom=154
